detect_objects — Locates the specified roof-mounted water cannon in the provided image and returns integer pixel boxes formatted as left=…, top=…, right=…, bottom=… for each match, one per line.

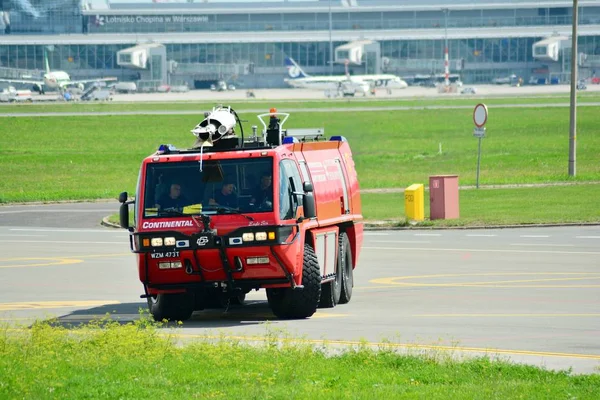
left=191, top=105, right=239, bottom=148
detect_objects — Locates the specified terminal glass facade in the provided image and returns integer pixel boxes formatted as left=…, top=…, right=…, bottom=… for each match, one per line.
left=3, top=36, right=600, bottom=83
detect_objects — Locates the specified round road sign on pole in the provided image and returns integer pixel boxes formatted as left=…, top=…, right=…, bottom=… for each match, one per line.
left=473, top=103, right=488, bottom=128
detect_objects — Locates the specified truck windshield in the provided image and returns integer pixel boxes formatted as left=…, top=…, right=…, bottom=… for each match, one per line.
left=143, top=158, right=273, bottom=218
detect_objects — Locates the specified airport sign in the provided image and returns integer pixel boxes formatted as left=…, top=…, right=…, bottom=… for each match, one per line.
left=473, top=103, right=488, bottom=128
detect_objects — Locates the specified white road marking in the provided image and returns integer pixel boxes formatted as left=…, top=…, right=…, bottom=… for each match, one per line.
left=466, top=234, right=497, bottom=237
left=415, top=233, right=442, bottom=237
left=576, top=236, right=600, bottom=239
left=10, top=228, right=126, bottom=234
left=0, top=209, right=116, bottom=214
left=363, top=232, right=390, bottom=236
left=520, top=235, right=550, bottom=238
left=510, top=243, right=574, bottom=247
left=370, top=240, right=431, bottom=244
left=0, top=240, right=126, bottom=245
left=0, top=234, right=46, bottom=237
left=363, top=246, right=600, bottom=255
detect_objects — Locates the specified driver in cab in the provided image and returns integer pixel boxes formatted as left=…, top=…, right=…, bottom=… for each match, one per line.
left=156, top=183, right=190, bottom=210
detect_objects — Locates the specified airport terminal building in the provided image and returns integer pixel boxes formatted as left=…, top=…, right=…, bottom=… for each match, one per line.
left=1, top=0, right=600, bottom=89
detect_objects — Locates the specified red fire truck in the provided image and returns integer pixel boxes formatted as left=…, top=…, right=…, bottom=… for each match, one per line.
left=119, top=106, right=363, bottom=321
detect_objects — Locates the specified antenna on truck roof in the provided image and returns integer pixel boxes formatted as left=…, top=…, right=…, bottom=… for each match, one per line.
left=257, top=108, right=324, bottom=146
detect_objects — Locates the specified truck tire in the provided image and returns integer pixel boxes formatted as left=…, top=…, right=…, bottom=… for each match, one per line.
left=267, top=243, right=321, bottom=319
left=319, top=236, right=343, bottom=308
left=338, top=233, right=354, bottom=304
left=147, top=293, right=194, bottom=322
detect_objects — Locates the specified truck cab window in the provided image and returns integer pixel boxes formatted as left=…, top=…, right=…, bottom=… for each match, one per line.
left=279, top=159, right=303, bottom=220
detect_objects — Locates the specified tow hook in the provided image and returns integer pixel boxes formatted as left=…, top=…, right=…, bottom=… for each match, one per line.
left=185, top=259, right=194, bottom=275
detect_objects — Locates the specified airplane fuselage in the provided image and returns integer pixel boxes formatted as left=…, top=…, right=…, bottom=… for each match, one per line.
left=285, top=74, right=407, bottom=90
left=43, top=71, right=71, bottom=89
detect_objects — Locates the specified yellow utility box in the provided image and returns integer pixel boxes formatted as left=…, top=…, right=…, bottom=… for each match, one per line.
left=404, top=184, right=424, bottom=221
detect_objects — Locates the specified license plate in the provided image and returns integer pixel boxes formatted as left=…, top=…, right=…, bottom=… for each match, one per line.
left=151, top=251, right=180, bottom=259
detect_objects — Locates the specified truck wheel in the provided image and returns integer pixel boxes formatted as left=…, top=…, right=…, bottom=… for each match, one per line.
left=147, top=293, right=194, bottom=322
left=338, top=233, right=353, bottom=304
left=267, top=243, right=321, bottom=319
left=319, top=237, right=343, bottom=308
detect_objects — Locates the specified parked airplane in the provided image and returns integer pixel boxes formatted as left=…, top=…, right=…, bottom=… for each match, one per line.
left=284, top=57, right=408, bottom=95
left=0, top=50, right=117, bottom=94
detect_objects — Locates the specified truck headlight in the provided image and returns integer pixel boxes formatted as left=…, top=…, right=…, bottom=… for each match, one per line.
left=164, top=237, right=176, bottom=246
left=151, top=237, right=163, bottom=247
left=242, top=232, right=254, bottom=242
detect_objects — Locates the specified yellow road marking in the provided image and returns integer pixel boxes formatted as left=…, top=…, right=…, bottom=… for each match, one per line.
left=370, top=272, right=600, bottom=288
left=312, top=313, right=349, bottom=319
left=168, top=333, right=600, bottom=361
left=0, top=300, right=120, bottom=311
left=0, top=258, right=83, bottom=268
left=0, top=253, right=130, bottom=269
left=414, top=313, right=600, bottom=318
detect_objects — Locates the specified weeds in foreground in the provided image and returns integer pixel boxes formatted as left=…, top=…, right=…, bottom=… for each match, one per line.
left=1, top=314, right=599, bottom=399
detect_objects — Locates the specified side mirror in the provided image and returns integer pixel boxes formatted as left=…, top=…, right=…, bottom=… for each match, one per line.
left=119, top=202, right=130, bottom=230
left=118, top=191, right=128, bottom=204
left=303, top=182, right=313, bottom=193
left=302, top=192, right=316, bottom=219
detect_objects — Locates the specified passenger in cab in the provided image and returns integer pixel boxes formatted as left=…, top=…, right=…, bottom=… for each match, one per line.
left=250, top=171, right=273, bottom=209
left=209, top=179, right=238, bottom=208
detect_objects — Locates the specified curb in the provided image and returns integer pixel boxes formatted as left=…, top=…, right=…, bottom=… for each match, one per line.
left=101, top=216, right=121, bottom=229
left=362, top=221, right=600, bottom=231
left=102, top=214, right=600, bottom=231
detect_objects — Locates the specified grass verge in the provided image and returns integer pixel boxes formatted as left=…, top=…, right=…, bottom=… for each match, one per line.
left=361, top=184, right=600, bottom=226
left=1, top=318, right=599, bottom=398
left=106, top=184, right=600, bottom=227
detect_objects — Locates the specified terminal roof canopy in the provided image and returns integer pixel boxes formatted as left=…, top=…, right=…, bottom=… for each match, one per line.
left=86, top=0, right=596, bottom=11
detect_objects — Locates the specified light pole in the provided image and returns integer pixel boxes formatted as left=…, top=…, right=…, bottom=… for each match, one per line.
left=569, top=0, right=578, bottom=176
left=329, top=0, right=333, bottom=76
left=442, top=8, right=450, bottom=87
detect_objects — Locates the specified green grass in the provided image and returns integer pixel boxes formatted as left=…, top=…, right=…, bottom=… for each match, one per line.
left=2, top=319, right=599, bottom=398
left=2, top=103, right=599, bottom=225
left=1, top=91, right=600, bottom=114
left=1, top=107, right=599, bottom=203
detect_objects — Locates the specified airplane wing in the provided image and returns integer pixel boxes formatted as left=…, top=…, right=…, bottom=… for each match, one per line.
left=0, top=78, right=44, bottom=86
left=70, top=77, right=118, bottom=85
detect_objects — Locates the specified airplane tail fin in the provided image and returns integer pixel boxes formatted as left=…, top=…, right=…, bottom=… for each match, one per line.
left=43, top=48, right=50, bottom=74
left=284, top=57, right=309, bottom=79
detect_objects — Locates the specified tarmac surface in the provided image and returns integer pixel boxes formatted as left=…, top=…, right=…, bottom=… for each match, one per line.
left=2, top=82, right=600, bottom=105
left=0, top=202, right=599, bottom=374
left=107, top=83, right=600, bottom=102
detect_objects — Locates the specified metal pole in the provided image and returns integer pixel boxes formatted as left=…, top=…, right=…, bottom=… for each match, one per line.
left=443, top=8, right=449, bottom=87
left=476, top=137, right=482, bottom=189
left=329, top=0, right=333, bottom=76
left=568, top=0, right=578, bottom=176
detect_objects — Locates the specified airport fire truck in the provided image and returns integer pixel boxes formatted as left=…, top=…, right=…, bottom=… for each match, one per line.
left=119, top=105, right=363, bottom=321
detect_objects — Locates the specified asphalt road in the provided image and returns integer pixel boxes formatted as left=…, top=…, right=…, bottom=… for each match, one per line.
left=0, top=202, right=599, bottom=374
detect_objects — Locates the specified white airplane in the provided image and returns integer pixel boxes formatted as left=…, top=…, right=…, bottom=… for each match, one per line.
left=284, top=57, right=408, bottom=96
left=0, top=50, right=117, bottom=94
